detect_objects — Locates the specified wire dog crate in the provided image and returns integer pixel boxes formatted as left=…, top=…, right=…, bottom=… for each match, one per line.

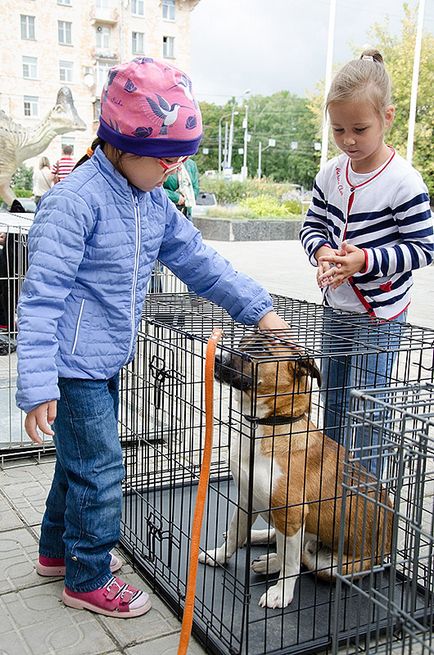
left=0, top=208, right=185, bottom=457
left=333, top=383, right=434, bottom=655
left=0, top=212, right=31, bottom=455
left=119, top=293, right=434, bottom=655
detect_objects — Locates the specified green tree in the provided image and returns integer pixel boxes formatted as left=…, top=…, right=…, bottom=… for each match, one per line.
left=370, top=4, right=434, bottom=197
left=196, top=94, right=320, bottom=189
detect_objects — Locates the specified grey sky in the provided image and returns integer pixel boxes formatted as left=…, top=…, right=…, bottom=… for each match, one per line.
left=189, top=0, right=433, bottom=103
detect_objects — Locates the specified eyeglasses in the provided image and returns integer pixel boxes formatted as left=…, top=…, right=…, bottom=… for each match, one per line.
left=158, top=156, right=189, bottom=173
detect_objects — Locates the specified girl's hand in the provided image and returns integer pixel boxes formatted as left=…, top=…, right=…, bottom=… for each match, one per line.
left=257, top=311, right=289, bottom=332
left=315, top=245, right=338, bottom=289
left=318, top=242, right=365, bottom=289
left=178, top=194, right=185, bottom=206
left=24, top=401, right=57, bottom=444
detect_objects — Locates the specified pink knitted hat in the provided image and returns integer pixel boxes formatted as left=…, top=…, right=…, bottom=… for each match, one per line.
left=97, top=57, right=202, bottom=157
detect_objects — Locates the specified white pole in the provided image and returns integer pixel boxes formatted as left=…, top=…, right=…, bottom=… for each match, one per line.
left=218, top=120, right=222, bottom=173
left=224, top=121, right=229, bottom=168
left=241, top=103, right=249, bottom=180
left=227, top=107, right=236, bottom=169
left=406, top=0, right=425, bottom=164
left=257, top=141, right=262, bottom=179
left=320, top=0, right=337, bottom=169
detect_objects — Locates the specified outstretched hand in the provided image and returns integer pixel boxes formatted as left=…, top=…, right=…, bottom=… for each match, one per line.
left=24, top=401, right=57, bottom=444
left=317, top=241, right=365, bottom=289
left=257, top=311, right=289, bottom=333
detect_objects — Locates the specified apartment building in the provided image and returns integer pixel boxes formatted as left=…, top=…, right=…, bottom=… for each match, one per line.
left=0, top=0, right=201, bottom=170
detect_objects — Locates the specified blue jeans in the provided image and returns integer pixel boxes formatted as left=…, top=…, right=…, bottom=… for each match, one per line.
left=39, top=374, right=123, bottom=592
left=321, top=308, right=407, bottom=473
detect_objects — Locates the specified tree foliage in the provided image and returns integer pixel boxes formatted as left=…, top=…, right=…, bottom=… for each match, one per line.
left=370, top=4, right=434, bottom=196
left=195, top=93, right=320, bottom=189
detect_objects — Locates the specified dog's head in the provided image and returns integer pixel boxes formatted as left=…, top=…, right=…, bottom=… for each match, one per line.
left=215, top=331, right=321, bottom=419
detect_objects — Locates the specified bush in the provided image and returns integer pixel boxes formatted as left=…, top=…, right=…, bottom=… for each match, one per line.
left=11, top=165, right=33, bottom=191
left=239, top=195, right=301, bottom=217
left=200, top=177, right=303, bottom=205
left=204, top=195, right=302, bottom=219
left=12, top=188, right=33, bottom=198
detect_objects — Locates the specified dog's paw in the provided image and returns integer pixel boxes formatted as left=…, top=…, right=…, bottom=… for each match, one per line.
left=258, top=582, right=293, bottom=609
left=251, top=553, right=281, bottom=575
left=198, top=547, right=227, bottom=567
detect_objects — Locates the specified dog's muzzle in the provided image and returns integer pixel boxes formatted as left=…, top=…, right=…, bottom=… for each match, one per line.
left=214, top=352, right=253, bottom=391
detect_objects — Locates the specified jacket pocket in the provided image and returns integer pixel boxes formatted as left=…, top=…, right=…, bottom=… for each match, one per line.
left=71, top=299, right=85, bottom=355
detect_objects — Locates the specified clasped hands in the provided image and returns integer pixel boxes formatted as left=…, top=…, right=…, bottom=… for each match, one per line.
left=316, top=241, right=365, bottom=290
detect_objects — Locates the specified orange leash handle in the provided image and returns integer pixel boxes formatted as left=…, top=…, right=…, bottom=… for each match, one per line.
left=177, top=328, right=223, bottom=655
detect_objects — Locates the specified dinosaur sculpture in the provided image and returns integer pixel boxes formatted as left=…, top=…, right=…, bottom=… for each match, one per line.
left=0, top=87, right=86, bottom=205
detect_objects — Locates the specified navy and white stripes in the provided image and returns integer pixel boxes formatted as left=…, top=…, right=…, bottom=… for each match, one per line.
left=300, top=152, right=434, bottom=319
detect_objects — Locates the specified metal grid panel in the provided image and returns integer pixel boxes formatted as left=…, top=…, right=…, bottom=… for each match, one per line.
left=119, top=295, right=434, bottom=655
left=333, top=383, right=434, bottom=655
left=0, top=209, right=185, bottom=455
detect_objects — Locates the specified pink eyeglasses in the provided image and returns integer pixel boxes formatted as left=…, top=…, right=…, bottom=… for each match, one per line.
left=158, top=156, right=189, bottom=173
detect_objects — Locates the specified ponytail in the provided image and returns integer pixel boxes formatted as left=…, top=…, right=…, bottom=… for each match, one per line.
left=73, top=137, right=106, bottom=170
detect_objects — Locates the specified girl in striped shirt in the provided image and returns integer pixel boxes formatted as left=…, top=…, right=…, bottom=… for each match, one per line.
left=300, top=49, right=433, bottom=469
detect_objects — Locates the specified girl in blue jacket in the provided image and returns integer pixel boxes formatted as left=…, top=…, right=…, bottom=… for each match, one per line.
left=16, top=58, right=287, bottom=619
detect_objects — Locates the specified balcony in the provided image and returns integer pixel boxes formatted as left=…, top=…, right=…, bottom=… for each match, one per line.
left=90, top=6, right=119, bottom=25
left=92, top=47, right=119, bottom=61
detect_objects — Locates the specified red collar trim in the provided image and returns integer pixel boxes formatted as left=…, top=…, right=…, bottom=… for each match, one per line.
left=345, top=146, right=395, bottom=190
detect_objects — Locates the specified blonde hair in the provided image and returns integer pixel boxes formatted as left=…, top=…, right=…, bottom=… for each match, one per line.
left=326, top=49, right=392, bottom=119
left=39, top=156, right=50, bottom=169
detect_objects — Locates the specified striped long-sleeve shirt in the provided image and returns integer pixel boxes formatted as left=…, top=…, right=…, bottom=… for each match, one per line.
left=300, top=150, right=434, bottom=319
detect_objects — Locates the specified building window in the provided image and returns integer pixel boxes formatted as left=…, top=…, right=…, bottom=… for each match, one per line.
left=59, top=60, right=73, bottom=82
left=57, top=0, right=72, bottom=5
left=163, top=35, right=174, bottom=58
left=22, top=56, right=38, bottom=79
left=96, top=61, right=111, bottom=94
left=131, top=0, right=144, bottom=16
left=162, top=0, right=175, bottom=21
left=20, top=15, right=35, bottom=40
left=96, top=25, right=111, bottom=49
left=58, top=20, right=72, bottom=45
left=24, top=95, right=38, bottom=117
left=132, top=31, right=145, bottom=55
left=96, top=0, right=109, bottom=7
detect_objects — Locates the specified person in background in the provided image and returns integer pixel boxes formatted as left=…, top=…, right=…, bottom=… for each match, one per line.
left=300, top=49, right=434, bottom=470
left=16, top=58, right=287, bottom=620
left=51, top=145, right=76, bottom=184
left=33, top=157, right=53, bottom=204
left=163, top=157, right=199, bottom=220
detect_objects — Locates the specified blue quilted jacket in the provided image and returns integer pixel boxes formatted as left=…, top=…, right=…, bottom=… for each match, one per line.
left=16, top=147, right=273, bottom=413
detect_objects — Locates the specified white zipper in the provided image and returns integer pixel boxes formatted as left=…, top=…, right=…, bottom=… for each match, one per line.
left=72, top=299, right=85, bottom=355
left=126, top=194, right=141, bottom=363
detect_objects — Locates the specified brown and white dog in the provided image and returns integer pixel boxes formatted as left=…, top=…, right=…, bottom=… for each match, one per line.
left=199, top=332, right=392, bottom=609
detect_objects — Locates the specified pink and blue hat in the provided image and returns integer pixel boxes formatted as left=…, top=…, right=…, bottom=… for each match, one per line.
left=97, top=58, right=202, bottom=157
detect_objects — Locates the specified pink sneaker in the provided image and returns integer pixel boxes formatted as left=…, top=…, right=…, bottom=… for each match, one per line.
left=62, top=576, right=152, bottom=618
left=36, top=553, right=122, bottom=577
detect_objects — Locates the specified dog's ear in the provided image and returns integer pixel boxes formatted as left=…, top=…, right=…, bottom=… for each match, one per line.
left=296, top=357, right=322, bottom=387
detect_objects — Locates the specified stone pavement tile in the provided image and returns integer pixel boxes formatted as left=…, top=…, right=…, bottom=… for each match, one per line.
left=0, top=527, right=52, bottom=593
left=98, top=569, right=182, bottom=648
left=0, top=494, right=25, bottom=531
left=1, top=478, right=48, bottom=526
left=0, top=581, right=119, bottom=655
left=126, top=632, right=205, bottom=655
left=0, top=458, right=55, bottom=487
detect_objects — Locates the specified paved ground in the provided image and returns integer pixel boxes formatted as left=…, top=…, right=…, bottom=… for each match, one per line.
left=0, top=239, right=433, bottom=655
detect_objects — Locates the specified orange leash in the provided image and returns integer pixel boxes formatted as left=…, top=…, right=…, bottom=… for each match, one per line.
left=177, top=328, right=223, bottom=655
